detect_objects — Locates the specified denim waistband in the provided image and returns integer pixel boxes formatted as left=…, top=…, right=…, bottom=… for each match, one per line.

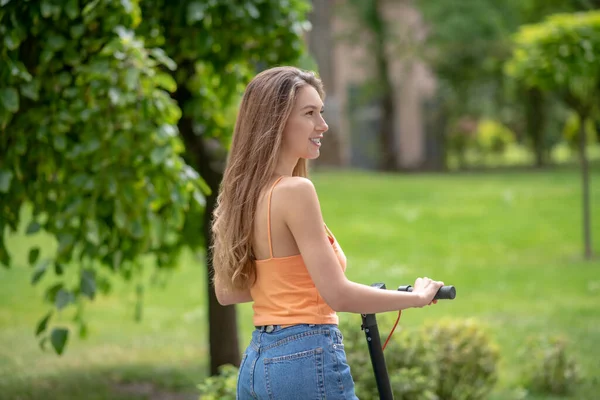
left=254, top=323, right=337, bottom=333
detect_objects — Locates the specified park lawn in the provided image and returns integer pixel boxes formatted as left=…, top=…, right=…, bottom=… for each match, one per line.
left=1, top=166, right=599, bottom=399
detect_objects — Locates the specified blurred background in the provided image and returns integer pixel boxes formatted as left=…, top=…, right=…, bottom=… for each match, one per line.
left=1, top=1, right=599, bottom=399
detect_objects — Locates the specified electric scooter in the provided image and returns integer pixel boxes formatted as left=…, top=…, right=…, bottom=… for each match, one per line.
left=361, top=283, right=457, bottom=400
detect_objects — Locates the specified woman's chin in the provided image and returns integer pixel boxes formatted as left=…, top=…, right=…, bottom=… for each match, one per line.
left=304, top=150, right=320, bottom=160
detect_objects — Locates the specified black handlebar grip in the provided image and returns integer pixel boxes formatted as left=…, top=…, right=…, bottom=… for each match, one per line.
left=397, top=285, right=456, bottom=300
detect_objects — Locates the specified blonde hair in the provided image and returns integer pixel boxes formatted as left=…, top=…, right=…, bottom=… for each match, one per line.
left=211, top=66, right=325, bottom=292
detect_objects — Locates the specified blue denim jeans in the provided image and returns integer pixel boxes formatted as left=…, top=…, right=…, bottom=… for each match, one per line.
left=237, top=324, right=358, bottom=399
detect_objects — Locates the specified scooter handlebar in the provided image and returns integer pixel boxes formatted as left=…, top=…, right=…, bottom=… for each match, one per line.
left=397, top=284, right=456, bottom=300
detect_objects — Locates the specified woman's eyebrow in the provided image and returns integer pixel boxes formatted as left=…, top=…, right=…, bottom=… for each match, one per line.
left=300, top=104, right=324, bottom=111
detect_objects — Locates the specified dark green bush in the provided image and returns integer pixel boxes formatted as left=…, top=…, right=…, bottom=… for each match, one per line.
left=197, top=364, right=238, bottom=400
left=197, top=317, right=500, bottom=399
left=425, top=318, right=500, bottom=400
left=339, top=315, right=499, bottom=400
left=521, top=335, right=580, bottom=396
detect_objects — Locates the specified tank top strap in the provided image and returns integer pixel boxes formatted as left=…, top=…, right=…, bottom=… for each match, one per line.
left=267, top=176, right=285, bottom=258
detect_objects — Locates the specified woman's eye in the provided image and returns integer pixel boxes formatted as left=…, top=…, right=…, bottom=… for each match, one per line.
left=306, top=111, right=314, bottom=115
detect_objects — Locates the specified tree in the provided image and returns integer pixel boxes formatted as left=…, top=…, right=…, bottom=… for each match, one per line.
left=415, top=0, right=599, bottom=169
left=506, top=11, right=600, bottom=259
left=137, top=0, right=311, bottom=374
left=342, top=0, right=405, bottom=171
left=0, top=0, right=311, bottom=373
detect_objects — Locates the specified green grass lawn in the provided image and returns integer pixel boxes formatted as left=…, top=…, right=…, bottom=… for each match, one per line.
left=1, top=167, right=599, bottom=400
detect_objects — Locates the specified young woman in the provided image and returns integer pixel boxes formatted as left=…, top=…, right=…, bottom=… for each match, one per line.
left=211, top=66, right=444, bottom=399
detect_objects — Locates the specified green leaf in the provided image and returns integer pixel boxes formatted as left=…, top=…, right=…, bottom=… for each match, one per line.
left=124, top=68, right=140, bottom=90
left=28, top=247, right=41, bottom=266
left=0, top=169, right=14, bottom=193
left=85, top=220, right=100, bottom=245
left=55, top=289, right=72, bottom=310
left=20, top=80, right=40, bottom=101
left=79, top=321, right=88, bottom=339
left=47, top=34, right=67, bottom=51
left=120, top=0, right=133, bottom=13
left=150, top=146, right=169, bottom=165
left=150, top=48, right=177, bottom=71
left=53, top=135, right=67, bottom=151
left=0, top=240, right=10, bottom=267
left=54, top=263, right=64, bottom=276
left=39, top=336, right=49, bottom=351
left=70, top=24, right=86, bottom=39
left=32, top=259, right=51, bottom=285
left=112, top=250, right=122, bottom=270
left=64, top=0, right=79, bottom=19
left=45, top=283, right=64, bottom=303
left=154, top=72, right=177, bottom=93
left=187, top=2, right=207, bottom=25
left=0, top=87, right=19, bottom=113
left=245, top=3, right=260, bottom=19
left=41, top=0, right=53, bottom=18
left=26, top=221, right=41, bottom=235
left=35, top=311, right=52, bottom=336
left=50, top=328, right=69, bottom=355
left=80, top=269, right=96, bottom=300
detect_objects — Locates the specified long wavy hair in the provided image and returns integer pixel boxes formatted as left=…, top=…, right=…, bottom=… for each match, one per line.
left=211, top=66, right=325, bottom=292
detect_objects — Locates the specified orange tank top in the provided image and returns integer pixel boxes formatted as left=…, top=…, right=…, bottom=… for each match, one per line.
left=250, top=176, right=347, bottom=327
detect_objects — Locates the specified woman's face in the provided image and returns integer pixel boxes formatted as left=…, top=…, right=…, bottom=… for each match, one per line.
left=281, top=85, right=329, bottom=160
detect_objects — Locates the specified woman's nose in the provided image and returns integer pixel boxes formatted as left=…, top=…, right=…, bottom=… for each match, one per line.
left=318, top=115, right=328, bottom=132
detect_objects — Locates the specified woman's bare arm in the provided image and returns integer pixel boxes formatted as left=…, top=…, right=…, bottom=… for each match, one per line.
left=281, top=177, right=441, bottom=314
left=214, top=281, right=253, bottom=306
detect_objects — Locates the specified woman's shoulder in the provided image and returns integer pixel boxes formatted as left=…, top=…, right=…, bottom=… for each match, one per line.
left=273, top=176, right=321, bottom=209
left=276, top=176, right=316, bottom=196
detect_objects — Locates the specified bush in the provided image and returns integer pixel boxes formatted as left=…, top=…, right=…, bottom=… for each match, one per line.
left=342, top=314, right=439, bottom=400
left=339, top=315, right=499, bottom=400
left=475, top=119, right=516, bottom=155
left=425, top=318, right=500, bottom=400
left=197, top=317, right=500, bottom=400
left=520, top=335, right=580, bottom=396
left=197, top=364, right=238, bottom=400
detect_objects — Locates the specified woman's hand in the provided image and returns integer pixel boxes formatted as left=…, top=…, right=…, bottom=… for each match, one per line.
left=412, top=277, right=444, bottom=307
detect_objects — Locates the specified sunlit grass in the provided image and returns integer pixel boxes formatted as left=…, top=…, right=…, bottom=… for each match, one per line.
left=1, top=166, right=599, bottom=399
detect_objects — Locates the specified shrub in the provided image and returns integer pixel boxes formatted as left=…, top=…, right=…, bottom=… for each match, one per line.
left=339, top=315, right=499, bottom=400
left=475, top=119, right=516, bottom=155
left=521, top=335, right=580, bottom=396
left=198, top=317, right=500, bottom=400
left=341, top=313, right=439, bottom=400
left=425, top=318, right=500, bottom=400
left=197, top=364, right=238, bottom=400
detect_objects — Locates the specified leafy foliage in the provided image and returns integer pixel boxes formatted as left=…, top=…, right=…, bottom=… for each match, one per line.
left=339, top=315, right=500, bottom=400
left=506, top=11, right=600, bottom=116
left=0, top=0, right=312, bottom=358
left=0, top=0, right=205, bottom=352
left=196, top=363, right=238, bottom=400
left=519, top=335, right=581, bottom=395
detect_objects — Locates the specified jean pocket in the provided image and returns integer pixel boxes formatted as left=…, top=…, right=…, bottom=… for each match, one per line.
left=264, top=347, right=325, bottom=400
left=333, top=328, right=344, bottom=345
left=332, top=341, right=357, bottom=398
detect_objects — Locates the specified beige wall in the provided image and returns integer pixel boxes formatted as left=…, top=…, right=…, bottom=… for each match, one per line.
left=308, top=0, right=436, bottom=169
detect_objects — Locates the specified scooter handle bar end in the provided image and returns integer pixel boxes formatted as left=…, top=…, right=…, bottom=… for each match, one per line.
left=397, top=285, right=456, bottom=300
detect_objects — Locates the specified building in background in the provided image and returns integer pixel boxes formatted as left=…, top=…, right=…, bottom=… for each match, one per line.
left=307, top=0, right=440, bottom=171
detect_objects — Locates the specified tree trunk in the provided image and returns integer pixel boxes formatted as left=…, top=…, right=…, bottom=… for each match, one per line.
left=373, top=0, right=398, bottom=171
left=175, top=84, right=240, bottom=375
left=203, top=185, right=241, bottom=375
left=525, top=88, right=545, bottom=167
left=379, top=87, right=396, bottom=171
left=578, top=113, right=593, bottom=259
